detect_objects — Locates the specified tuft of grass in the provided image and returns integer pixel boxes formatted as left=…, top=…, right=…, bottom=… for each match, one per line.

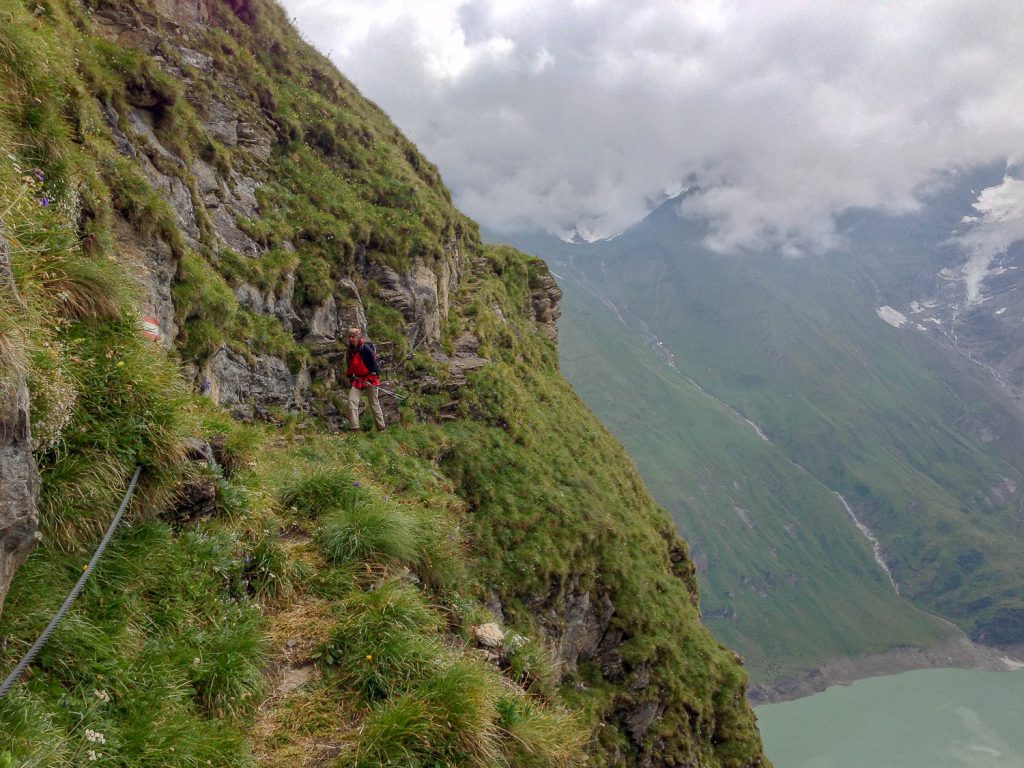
left=342, top=658, right=512, bottom=768
left=409, top=658, right=501, bottom=764
left=242, top=532, right=296, bottom=601
left=319, top=580, right=444, bottom=699
left=318, top=495, right=421, bottom=567
left=0, top=522, right=259, bottom=768
left=188, top=602, right=267, bottom=718
left=497, top=695, right=588, bottom=767
left=14, top=251, right=128, bottom=322
left=502, top=633, right=560, bottom=699
left=278, top=465, right=357, bottom=517
left=173, top=251, right=238, bottom=362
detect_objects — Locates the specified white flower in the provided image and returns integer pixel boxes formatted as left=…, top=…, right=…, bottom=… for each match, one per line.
left=84, top=729, right=106, bottom=744
left=88, top=749, right=98, bottom=761
left=94, top=689, right=110, bottom=703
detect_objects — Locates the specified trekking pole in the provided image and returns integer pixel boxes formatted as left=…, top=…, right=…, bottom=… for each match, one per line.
left=376, top=386, right=407, bottom=401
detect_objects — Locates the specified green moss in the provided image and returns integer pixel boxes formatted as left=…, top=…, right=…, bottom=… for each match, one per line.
left=97, top=143, right=186, bottom=257
left=173, top=251, right=238, bottom=362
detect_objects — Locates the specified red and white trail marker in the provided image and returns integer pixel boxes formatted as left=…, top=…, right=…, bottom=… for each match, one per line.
left=141, top=316, right=162, bottom=342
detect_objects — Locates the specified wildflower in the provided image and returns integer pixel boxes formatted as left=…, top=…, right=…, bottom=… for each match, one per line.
left=366, top=654, right=373, bottom=661
left=116, top=361, right=124, bottom=368
left=84, top=729, right=106, bottom=744
left=33, top=168, right=44, bottom=182
left=40, top=197, right=49, bottom=207
left=193, top=657, right=202, bottom=667
left=94, top=689, right=110, bottom=703
left=88, top=750, right=98, bottom=761
left=353, top=482, right=360, bottom=488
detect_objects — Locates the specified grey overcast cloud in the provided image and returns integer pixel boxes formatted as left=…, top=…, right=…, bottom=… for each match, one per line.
left=279, top=0, right=1024, bottom=255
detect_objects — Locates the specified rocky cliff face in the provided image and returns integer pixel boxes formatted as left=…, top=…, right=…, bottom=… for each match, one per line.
left=88, top=0, right=487, bottom=425
left=0, top=234, right=40, bottom=618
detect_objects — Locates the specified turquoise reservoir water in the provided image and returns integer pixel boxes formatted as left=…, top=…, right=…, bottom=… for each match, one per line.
left=756, top=668, right=1024, bottom=768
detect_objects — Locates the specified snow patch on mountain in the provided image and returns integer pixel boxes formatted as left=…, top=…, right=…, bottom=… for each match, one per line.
left=876, top=306, right=908, bottom=328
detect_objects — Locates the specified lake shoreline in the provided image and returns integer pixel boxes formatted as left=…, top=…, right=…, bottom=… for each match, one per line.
left=748, top=636, right=1024, bottom=704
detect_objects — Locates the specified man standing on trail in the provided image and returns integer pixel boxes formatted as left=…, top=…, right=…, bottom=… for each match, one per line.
left=345, top=327, right=386, bottom=431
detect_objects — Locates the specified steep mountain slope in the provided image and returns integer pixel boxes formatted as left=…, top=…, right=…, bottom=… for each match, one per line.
left=548, top=268, right=957, bottom=688
left=508, top=186, right=1024, bottom=689
left=0, top=0, right=768, bottom=765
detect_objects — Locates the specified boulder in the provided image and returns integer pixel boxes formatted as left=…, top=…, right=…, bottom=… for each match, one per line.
left=472, top=622, right=505, bottom=649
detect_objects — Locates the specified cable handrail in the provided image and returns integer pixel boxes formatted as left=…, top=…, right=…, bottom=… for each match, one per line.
left=0, top=466, right=142, bottom=700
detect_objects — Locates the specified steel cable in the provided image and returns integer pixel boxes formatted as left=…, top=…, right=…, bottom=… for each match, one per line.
left=0, top=466, right=142, bottom=700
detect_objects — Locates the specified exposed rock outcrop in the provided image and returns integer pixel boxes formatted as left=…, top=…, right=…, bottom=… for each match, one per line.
left=153, top=0, right=210, bottom=26
left=300, top=279, right=367, bottom=343
left=367, top=252, right=465, bottom=349
left=530, top=266, right=563, bottom=341
left=0, top=234, right=40, bottom=617
left=113, top=215, right=177, bottom=347
left=203, top=347, right=310, bottom=418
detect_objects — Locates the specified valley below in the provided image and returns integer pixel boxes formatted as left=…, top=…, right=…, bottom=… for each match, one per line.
left=501, top=171, right=1024, bottom=697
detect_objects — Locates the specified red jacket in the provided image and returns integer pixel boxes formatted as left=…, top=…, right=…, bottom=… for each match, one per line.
left=346, top=339, right=381, bottom=388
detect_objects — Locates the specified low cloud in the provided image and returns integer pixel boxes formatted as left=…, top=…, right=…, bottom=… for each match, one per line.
left=955, top=174, right=1024, bottom=303
left=281, top=0, right=1024, bottom=253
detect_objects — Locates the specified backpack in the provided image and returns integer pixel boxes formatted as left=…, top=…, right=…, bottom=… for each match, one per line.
left=360, top=340, right=381, bottom=374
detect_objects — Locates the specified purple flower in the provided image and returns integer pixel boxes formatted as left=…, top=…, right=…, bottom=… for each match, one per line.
left=353, top=482, right=360, bottom=488
left=40, top=196, right=49, bottom=207
left=33, top=168, right=44, bottom=182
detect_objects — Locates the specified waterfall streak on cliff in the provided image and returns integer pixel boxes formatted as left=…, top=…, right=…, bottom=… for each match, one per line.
left=835, top=492, right=899, bottom=594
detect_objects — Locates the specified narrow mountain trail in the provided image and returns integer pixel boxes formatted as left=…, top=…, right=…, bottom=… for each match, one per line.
left=251, top=532, right=350, bottom=767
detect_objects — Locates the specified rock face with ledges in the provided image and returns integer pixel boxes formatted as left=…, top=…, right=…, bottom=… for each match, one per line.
left=88, top=3, right=482, bottom=421
left=0, top=235, right=40, bottom=618
left=530, top=267, right=563, bottom=341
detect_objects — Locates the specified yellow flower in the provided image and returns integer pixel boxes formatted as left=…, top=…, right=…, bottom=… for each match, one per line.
left=366, top=654, right=373, bottom=662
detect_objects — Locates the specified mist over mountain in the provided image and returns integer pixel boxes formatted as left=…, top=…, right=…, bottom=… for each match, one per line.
left=284, top=0, right=1024, bottom=253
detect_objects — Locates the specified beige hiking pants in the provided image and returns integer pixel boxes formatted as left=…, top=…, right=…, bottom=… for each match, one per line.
left=348, top=385, right=386, bottom=431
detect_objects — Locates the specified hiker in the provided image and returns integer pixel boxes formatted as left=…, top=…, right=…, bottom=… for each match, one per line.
left=345, top=327, right=386, bottom=431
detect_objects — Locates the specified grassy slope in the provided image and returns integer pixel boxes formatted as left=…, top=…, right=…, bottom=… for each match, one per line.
left=0, top=0, right=768, bottom=765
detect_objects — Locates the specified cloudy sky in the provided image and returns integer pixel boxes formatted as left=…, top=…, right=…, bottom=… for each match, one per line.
left=279, top=0, right=1024, bottom=254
